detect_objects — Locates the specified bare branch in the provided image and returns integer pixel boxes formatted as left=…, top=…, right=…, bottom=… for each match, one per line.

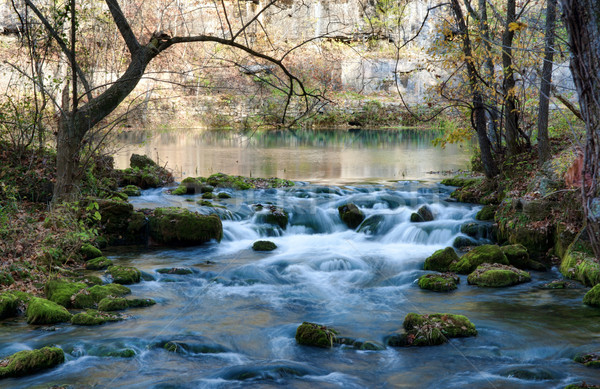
left=105, top=0, right=140, bottom=54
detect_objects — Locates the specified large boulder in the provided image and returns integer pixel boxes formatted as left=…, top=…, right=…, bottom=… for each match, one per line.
left=130, top=154, right=157, bottom=169
left=45, top=280, right=88, bottom=307
left=424, top=247, right=459, bottom=272
left=560, top=233, right=600, bottom=287
left=583, top=284, right=600, bottom=307
left=501, top=244, right=545, bottom=270
left=418, top=273, right=459, bottom=292
left=295, top=322, right=338, bottom=348
left=0, top=347, right=64, bottom=378
left=449, top=245, right=509, bottom=274
left=388, top=313, right=477, bottom=347
left=26, top=297, right=72, bottom=325
left=149, top=207, right=223, bottom=245
left=467, top=263, right=531, bottom=287
left=338, top=203, right=365, bottom=229
left=252, top=240, right=277, bottom=251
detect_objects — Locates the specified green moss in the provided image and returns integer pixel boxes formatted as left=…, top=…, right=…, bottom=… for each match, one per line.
left=583, top=284, right=600, bottom=307
left=106, top=266, right=141, bottom=285
left=171, top=185, right=188, bottom=195
left=252, top=240, right=277, bottom=251
left=71, top=289, right=95, bottom=309
left=564, top=384, right=600, bottom=388
left=72, top=275, right=103, bottom=286
left=338, top=203, right=365, bottom=229
left=130, top=154, right=156, bottom=169
left=0, top=292, right=19, bottom=319
left=26, top=297, right=72, bottom=325
left=217, top=192, right=231, bottom=199
left=476, top=205, right=496, bottom=221
left=71, top=309, right=124, bottom=325
left=418, top=273, right=459, bottom=292
left=122, top=185, right=141, bottom=197
left=574, top=352, right=600, bottom=368
left=44, top=280, right=88, bottom=307
left=411, top=205, right=434, bottom=222
left=501, top=244, right=531, bottom=269
left=295, top=322, right=338, bottom=348
left=86, top=256, right=113, bottom=270
left=148, top=207, right=223, bottom=245
left=424, top=247, right=459, bottom=272
left=401, top=313, right=477, bottom=346
left=126, top=298, right=156, bottom=308
left=560, top=238, right=600, bottom=287
left=156, top=268, right=193, bottom=275
left=440, top=177, right=482, bottom=188
left=98, top=297, right=129, bottom=311
left=467, top=263, right=531, bottom=287
left=87, top=284, right=131, bottom=302
left=106, top=349, right=136, bottom=358
left=201, top=192, right=214, bottom=199
left=0, top=347, right=64, bottom=378
left=449, top=245, right=509, bottom=274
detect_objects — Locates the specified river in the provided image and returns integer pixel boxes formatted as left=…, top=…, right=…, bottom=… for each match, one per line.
left=1, top=129, right=599, bottom=388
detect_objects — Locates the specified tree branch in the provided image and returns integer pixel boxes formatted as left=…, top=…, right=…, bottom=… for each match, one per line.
left=105, top=0, right=140, bottom=54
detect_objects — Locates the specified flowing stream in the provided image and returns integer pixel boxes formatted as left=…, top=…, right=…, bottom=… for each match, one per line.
left=1, top=129, right=599, bottom=388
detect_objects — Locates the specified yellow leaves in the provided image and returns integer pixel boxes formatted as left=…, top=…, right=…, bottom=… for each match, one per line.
left=508, top=22, right=528, bottom=32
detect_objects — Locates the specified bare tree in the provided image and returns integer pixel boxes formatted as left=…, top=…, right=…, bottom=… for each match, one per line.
left=537, top=0, right=557, bottom=165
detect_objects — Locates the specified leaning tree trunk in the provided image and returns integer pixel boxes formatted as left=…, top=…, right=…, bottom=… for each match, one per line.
left=560, top=0, right=600, bottom=258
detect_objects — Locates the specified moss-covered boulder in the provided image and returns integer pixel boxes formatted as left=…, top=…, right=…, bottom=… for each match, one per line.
left=476, top=205, right=495, bottom=221
left=201, top=192, right=214, bottom=199
left=424, top=247, right=459, bottom=272
left=501, top=244, right=529, bottom=269
left=574, top=352, right=600, bottom=368
left=0, top=292, right=19, bottom=319
left=86, top=256, right=113, bottom=270
left=106, top=266, right=141, bottom=285
left=98, top=297, right=129, bottom=311
left=130, top=153, right=156, bottom=169
left=126, top=298, right=156, bottom=308
left=295, top=322, right=338, bottom=348
left=440, top=177, right=482, bottom=188
left=71, top=309, right=124, bottom=326
left=338, top=203, right=365, bottom=229
left=0, top=347, right=64, bottom=378
left=205, top=173, right=294, bottom=190
left=87, top=284, right=131, bottom=302
left=583, top=284, right=600, bottom=307
left=453, top=236, right=479, bottom=249
left=540, top=280, right=579, bottom=289
left=499, top=222, right=553, bottom=262
left=564, top=384, right=600, bottom=389
left=122, top=185, right=141, bottom=197
left=418, top=273, right=459, bottom=292
left=156, top=268, right=193, bottom=275
left=217, top=192, right=231, bottom=199
left=44, top=280, right=88, bottom=307
left=26, top=297, right=72, bottom=325
left=254, top=205, right=289, bottom=229
left=148, top=207, right=223, bottom=245
left=390, top=313, right=477, bottom=347
left=560, top=235, right=600, bottom=287
left=449, top=245, right=509, bottom=274
left=97, top=198, right=134, bottom=235
left=80, top=243, right=102, bottom=260
left=252, top=240, right=277, bottom=251
left=411, top=205, right=434, bottom=222
left=467, top=263, right=531, bottom=287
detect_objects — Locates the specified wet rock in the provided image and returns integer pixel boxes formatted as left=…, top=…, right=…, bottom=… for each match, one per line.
left=96, top=198, right=134, bottom=237
left=353, top=340, right=386, bottom=351
left=202, top=192, right=214, bottom=199
left=411, top=205, right=434, bottom=222
left=418, top=273, right=459, bottom=292
left=106, top=266, right=141, bottom=285
left=156, top=268, right=194, bottom=275
left=453, top=236, right=479, bottom=249
left=0, top=347, right=64, bottom=378
left=295, top=322, right=338, bottom=348
left=105, top=349, right=136, bottom=358
left=126, top=298, right=156, bottom=308
left=539, top=280, right=580, bottom=289
left=499, top=223, right=553, bottom=262
left=501, top=244, right=545, bottom=270
left=85, top=256, right=113, bottom=270
left=98, top=297, right=129, bottom=311
left=206, top=172, right=294, bottom=190
left=26, top=297, right=72, bottom=325
left=44, top=280, right=88, bottom=307
left=159, top=337, right=228, bottom=355
left=476, top=205, right=495, bottom=221
left=390, top=313, right=477, bottom=347
left=501, top=366, right=557, bottom=380
left=424, top=247, right=459, bottom=272
left=121, top=185, right=141, bottom=197
left=71, top=309, right=124, bottom=326
left=87, top=284, right=131, bottom=302
left=217, top=192, right=231, bottom=199
left=149, top=207, right=223, bottom=245
left=564, top=384, right=600, bottom=389
left=440, top=177, right=482, bottom=188
left=80, top=243, right=102, bottom=260
left=574, top=352, right=600, bottom=368
left=449, top=244, right=509, bottom=274
left=254, top=205, right=289, bottom=229
left=583, top=284, right=600, bottom=307
left=252, top=240, right=277, bottom=251
left=338, top=203, right=365, bottom=229
left=357, top=214, right=386, bottom=235
left=467, top=263, right=531, bottom=287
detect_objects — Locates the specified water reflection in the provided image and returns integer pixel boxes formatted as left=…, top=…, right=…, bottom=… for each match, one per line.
left=114, top=129, right=471, bottom=183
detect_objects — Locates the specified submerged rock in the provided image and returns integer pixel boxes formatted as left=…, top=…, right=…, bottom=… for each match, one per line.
left=0, top=347, right=64, bottom=378
left=390, top=313, right=477, bottom=347
left=540, top=280, right=580, bottom=289
left=156, top=268, right=194, bottom=275
left=424, top=247, right=459, bottom=272
left=252, top=240, right=277, bottom=251
left=26, top=297, right=72, bottom=325
left=418, top=273, right=460, bottom=292
left=357, top=214, right=386, bottom=235
left=295, top=322, right=338, bottom=348
left=410, top=205, right=434, bottom=222
left=106, top=266, right=141, bottom=285
left=254, top=205, right=289, bottom=229
left=148, top=207, right=223, bottom=245
left=126, top=298, right=156, bottom=308
left=71, top=309, right=124, bottom=326
left=467, top=263, right=531, bottom=287
left=338, top=203, right=365, bottom=229
left=583, top=284, right=600, bottom=307
left=574, top=352, right=600, bottom=368
left=449, top=245, right=509, bottom=274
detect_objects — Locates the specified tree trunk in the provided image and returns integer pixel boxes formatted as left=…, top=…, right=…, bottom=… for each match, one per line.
left=450, top=0, right=499, bottom=177
left=560, top=0, right=600, bottom=258
left=538, top=0, right=557, bottom=165
left=479, top=0, right=500, bottom=152
left=502, top=0, right=520, bottom=155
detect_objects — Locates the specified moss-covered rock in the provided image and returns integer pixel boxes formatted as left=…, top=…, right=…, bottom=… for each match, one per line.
left=418, top=273, right=459, bottom=292
left=391, top=313, right=477, bottom=347
left=87, top=284, right=131, bottom=302
left=424, top=247, right=459, bottom=272
left=583, top=284, right=600, bottom=307
left=80, top=243, right=102, bottom=260
left=97, top=198, right=134, bottom=237
left=171, top=185, right=187, bottom=195
left=560, top=235, right=600, bottom=287
left=44, top=280, right=88, bottom=307
left=499, top=223, right=553, bottom=262
left=126, top=298, right=156, bottom=308
left=130, top=154, right=156, bottom=169
left=453, top=236, right=479, bottom=249
left=574, top=352, right=600, bottom=368
left=98, top=297, right=129, bottom=311
left=0, top=347, right=64, bottom=378
left=156, top=268, right=193, bottom=275
left=26, top=297, right=72, bottom=325
left=148, top=207, right=223, bottom=245
left=564, top=384, right=600, bottom=389
left=106, top=266, right=141, bottom=285
left=467, top=263, right=531, bottom=287
left=501, top=244, right=544, bottom=270
left=71, top=289, right=95, bottom=309
left=122, top=185, right=141, bottom=197
left=440, top=177, right=482, bottom=188
left=201, top=192, right=214, bottom=199
left=476, top=205, right=495, bottom=221
left=411, top=205, right=434, bottom=222
left=254, top=205, right=289, bottom=229
left=86, top=256, right=113, bottom=270
left=449, top=245, right=509, bottom=274
left=540, top=280, right=579, bottom=289
left=0, top=292, right=19, bottom=319
left=338, top=203, right=365, bottom=229
left=295, top=322, right=338, bottom=348
left=205, top=173, right=294, bottom=190
left=217, top=192, right=231, bottom=199
left=252, top=240, right=277, bottom=251
left=71, top=309, right=124, bottom=326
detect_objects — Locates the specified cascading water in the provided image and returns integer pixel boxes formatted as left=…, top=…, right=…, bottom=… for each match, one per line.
left=2, top=181, right=600, bottom=389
